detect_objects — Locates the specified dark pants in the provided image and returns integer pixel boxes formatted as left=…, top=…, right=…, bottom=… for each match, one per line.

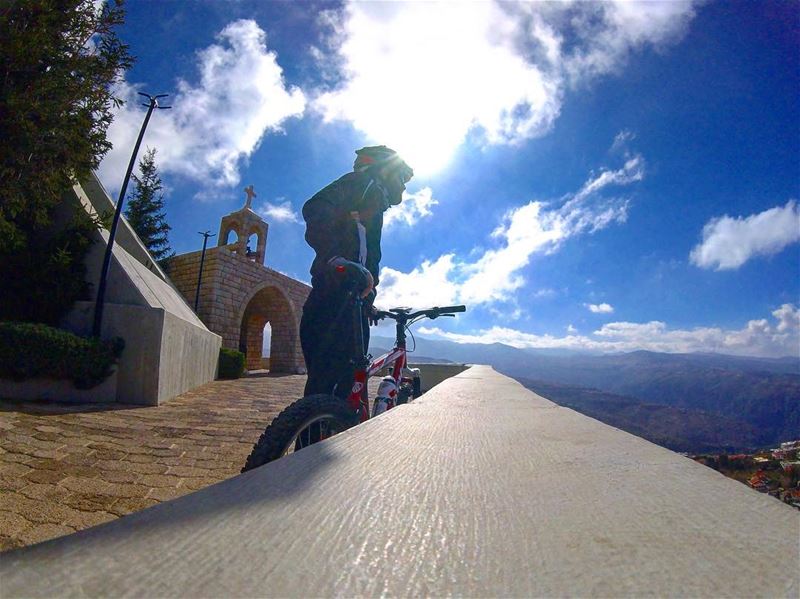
left=300, top=286, right=369, bottom=399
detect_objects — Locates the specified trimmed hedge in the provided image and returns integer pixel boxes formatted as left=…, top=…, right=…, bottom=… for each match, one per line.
left=0, top=321, right=124, bottom=389
left=218, top=348, right=246, bottom=379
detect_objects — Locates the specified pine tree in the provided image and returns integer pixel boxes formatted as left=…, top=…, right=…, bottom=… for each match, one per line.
left=0, top=0, right=133, bottom=253
left=0, top=0, right=133, bottom=324
left=125, top=148, right=174, bottom=262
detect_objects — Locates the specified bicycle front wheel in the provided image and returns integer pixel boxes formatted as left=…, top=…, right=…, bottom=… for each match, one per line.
left=241, top=394, right=359, bottom=472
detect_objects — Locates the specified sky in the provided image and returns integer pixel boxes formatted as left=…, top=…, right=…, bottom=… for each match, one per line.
left=97, top=0, right=800, bottom=358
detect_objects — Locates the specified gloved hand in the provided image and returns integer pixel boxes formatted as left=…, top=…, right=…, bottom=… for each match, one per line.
left=329, top=257, right=374, bottom=298
left=363, top=289, right=381, bottom=326
left=367, top=305, right=381, bottom=326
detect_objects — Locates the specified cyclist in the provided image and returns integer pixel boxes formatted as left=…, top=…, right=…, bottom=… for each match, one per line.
left=300, top=146, right=413, bottom=400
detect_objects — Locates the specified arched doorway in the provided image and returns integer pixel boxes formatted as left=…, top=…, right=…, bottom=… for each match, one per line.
left=238, top=285, right=297, bottom=372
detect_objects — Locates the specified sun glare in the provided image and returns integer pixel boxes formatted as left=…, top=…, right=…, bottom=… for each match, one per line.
left=384, top=123, right=460, bottom=177
left=316, top=2, right=559, bottom=178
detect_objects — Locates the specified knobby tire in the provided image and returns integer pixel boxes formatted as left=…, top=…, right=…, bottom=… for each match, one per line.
left=241, top=394, right=359, bottom=472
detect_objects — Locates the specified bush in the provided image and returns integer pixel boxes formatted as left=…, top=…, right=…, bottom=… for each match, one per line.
left=0, top=321, right=124, bottom=389
left=218, top=348, right=246, bottom=379
left=0, top=209, right=99, bottom=325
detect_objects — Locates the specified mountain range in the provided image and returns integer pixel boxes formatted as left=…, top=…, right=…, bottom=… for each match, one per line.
left=370, top=335, right=800, bottom=453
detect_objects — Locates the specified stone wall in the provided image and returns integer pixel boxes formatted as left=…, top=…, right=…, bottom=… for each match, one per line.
left=166, top=247, right=310, bottom=373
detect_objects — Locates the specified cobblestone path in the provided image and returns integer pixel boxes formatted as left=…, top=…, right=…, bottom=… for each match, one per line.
left=0, top=374, right=379, bottom=552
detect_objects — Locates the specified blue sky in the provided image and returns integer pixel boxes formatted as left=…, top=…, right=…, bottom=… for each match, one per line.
left=98, top=1, right=799, bottom=357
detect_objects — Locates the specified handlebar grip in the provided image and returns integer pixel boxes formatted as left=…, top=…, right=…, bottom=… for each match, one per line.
left=436, top=305, right=466, bottom=313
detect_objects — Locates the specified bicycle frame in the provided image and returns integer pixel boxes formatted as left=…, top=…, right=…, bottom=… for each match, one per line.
left=345, top=296, right=409, bottom=423
left=343, top=295, right=465, bottom=423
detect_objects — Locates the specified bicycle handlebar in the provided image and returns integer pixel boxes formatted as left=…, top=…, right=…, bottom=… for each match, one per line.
left=375, top=304, right=467, bottom=322
left=435, top=305, right=466, bottom=313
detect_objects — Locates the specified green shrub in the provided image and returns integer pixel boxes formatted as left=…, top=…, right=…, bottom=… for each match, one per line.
left=218, top=348, right=245, bottom=379
left=0, top=209, right=98, bottom=325
left=0, top=321, right=124, bottom=389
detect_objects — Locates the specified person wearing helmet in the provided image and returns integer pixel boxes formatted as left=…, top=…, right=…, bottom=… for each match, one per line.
left=300, top=146, right=414, bottom=398
left=300, top=146, right=413, bottom=399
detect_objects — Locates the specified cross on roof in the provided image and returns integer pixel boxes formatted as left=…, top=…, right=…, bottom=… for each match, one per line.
left=244, top=185, right=256, bottom=209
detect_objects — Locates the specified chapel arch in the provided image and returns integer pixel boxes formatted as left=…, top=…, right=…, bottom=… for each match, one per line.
left=222, top=228, right=239, bottom=246
left=238, top=284, right=298, bottom=373
left=246, top=231, right=260, bottom=260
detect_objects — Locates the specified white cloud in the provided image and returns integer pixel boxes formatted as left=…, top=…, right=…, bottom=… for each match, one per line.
left=558, top=1, right=698, bottom=84
left=257, top=200, right=301, bottom=224
left=99, top=20, right=305, bottom=194
left=573, top=156, right=644, bottom=203
left=611, top=129, right=636, bottom=152
left=377, top=153, right=641, bottom=308
left=313, top=1, right=697, bottom=173
left=383, top=187, right=438, bottom=228
left=420, top=303, right=800, bottom=358
left=773, top=303, right=800, bottom=333
left=489, top=302, right=525, bottom=322
left=533, top=288, right=557, bottom=300
left=586, top=303, right=615, bottom=314
left=378, top=254, right=460, bottom=308
left=567, top=324, right=578, bottom=334
left=690, top=200, right=800, bottom=270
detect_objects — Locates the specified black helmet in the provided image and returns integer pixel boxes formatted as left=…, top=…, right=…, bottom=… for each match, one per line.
left=353, top=145, right=414, bottom=185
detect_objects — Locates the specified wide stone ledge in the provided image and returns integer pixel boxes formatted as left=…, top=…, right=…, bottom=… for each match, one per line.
left=1, top=366, right=798, bottom=597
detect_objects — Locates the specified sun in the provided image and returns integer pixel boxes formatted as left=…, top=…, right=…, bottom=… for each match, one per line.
left=355, top=103, right=466, bottom=178
left=374, top=126, right=462, bottom=178
left=391, top=136, right=456, bottom=178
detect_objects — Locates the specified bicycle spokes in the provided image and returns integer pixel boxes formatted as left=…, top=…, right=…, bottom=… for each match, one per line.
left=287, top=415, right=339, bottom=455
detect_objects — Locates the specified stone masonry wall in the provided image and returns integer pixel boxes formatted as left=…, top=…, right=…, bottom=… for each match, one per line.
left=166, top=247, right=310, bottom=373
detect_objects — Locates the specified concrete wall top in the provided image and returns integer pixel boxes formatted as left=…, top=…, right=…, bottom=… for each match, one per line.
left=77, top=173, right=168, bottom=281
left=72, top=181, right=207, bottom=330
left=94, top=230, right=204, bottom=327
left=2, top=366, right=798, bottom=597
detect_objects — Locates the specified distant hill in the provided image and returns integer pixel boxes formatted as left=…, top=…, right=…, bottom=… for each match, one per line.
left=518, top=378, right=763, bottom=453
left=371, top=335, right=800, bottom=450
left=368, top=340, right=453, bottom=365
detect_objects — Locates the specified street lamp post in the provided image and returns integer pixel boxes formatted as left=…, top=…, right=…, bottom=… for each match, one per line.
left=194, top=231, right=216, bottom=313
left=92, top=92, right=171, bottom=338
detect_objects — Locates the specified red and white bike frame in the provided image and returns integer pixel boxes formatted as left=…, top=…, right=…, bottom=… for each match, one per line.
left=341, top=297, right=465, bottom=423
left=346, top=344, right=407, bottom=423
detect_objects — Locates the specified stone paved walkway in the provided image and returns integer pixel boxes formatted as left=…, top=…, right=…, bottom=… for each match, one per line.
left=0, top=374, right=379, bottom=552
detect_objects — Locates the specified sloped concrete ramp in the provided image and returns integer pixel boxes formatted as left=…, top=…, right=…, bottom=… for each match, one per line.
left=64, top=174, right=221, bottom=405
left=2, top=366, right=798, bottom=597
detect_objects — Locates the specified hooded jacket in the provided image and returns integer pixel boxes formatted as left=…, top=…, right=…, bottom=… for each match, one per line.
left=302, top=170, right=390, bottom=290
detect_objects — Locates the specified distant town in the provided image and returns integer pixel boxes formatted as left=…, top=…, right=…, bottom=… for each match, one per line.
left=691, top=440, right=800, bottom=510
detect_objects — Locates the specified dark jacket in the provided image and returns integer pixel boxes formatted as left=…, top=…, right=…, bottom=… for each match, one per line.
left=303, top=171, right=385, bottom=290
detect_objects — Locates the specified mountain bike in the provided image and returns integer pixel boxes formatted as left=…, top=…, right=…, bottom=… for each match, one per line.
left=241, top=295, right=466, bottom=471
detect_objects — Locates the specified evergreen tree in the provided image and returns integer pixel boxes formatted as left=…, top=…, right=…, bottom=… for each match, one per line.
left=0, top=0, right=133, bottom=324
left=125, top=148, right=173, bottom=261
left=0, top=0, right=133, bottom=253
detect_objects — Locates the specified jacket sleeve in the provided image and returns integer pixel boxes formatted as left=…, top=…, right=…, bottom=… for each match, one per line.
left=303, top=189, right=345, bottom=267
left=366, top=209, right=383, bottom=288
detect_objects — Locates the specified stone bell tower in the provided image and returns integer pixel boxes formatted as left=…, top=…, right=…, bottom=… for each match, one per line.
left=218, top=185, right=268, bottom=264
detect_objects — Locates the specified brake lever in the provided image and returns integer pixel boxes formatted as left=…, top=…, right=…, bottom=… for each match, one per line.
left=442, top=314, right=455, bottom=317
